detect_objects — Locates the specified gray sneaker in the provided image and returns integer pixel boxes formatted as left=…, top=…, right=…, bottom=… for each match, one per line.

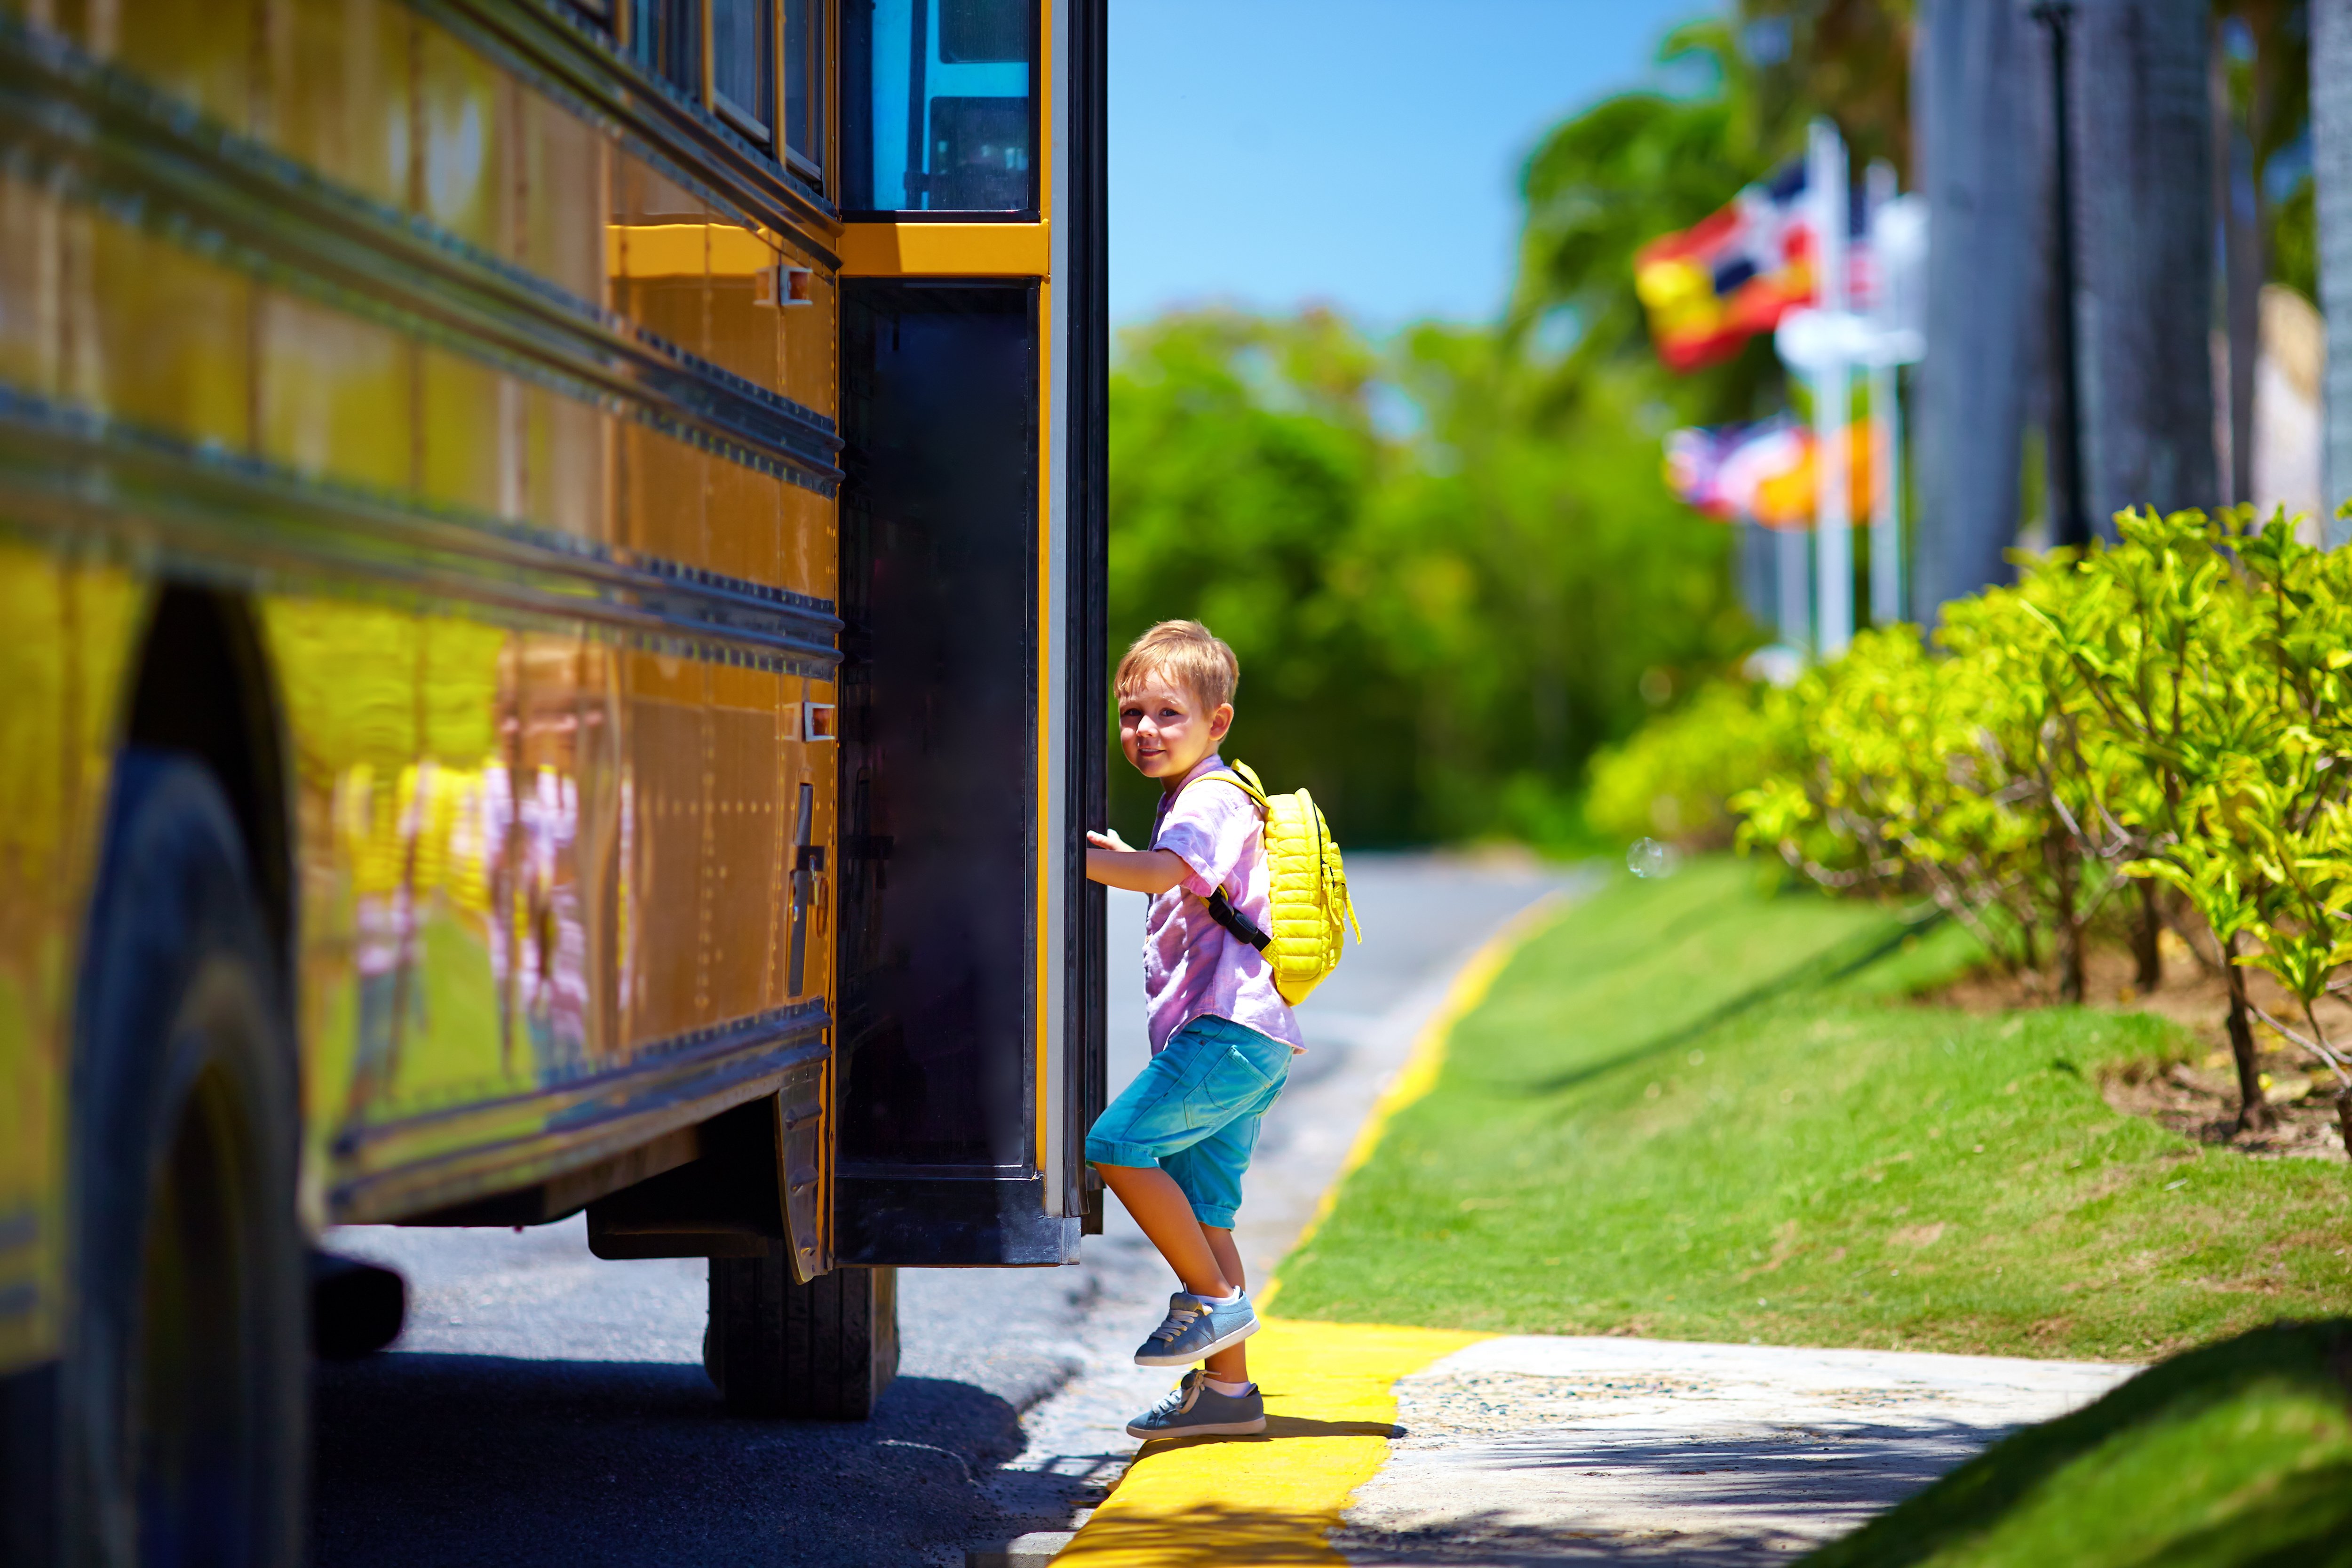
left=1126, top=1370, right=1267, bottom=1439
left=1133, top=1290, right=1258, bottom=1368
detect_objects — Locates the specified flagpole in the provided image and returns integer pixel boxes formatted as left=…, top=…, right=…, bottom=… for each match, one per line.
left=1778, top=525, right=1812, bottom=652
left=1867, top=159, right=1905, bottom=624
left=1810, top=119, right=1853, bottom=656
left=1871, top=362, right=1905, bottom=622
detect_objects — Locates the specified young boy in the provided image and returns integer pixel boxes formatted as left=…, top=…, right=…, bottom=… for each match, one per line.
left=1084, top=619, right=1304, bottom=1441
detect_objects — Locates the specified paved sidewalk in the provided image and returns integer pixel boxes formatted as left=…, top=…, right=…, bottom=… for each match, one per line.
left=1337, top=1335, right=2135, bottom=1565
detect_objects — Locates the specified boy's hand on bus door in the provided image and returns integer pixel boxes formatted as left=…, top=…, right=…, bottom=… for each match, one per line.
left=1084, top=832, right=1190, bottom=895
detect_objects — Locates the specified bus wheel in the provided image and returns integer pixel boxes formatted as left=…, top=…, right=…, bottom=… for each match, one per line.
left=705, top=1258, right=898, bottom=1419
left=63, top=748, right=304, bottom=1567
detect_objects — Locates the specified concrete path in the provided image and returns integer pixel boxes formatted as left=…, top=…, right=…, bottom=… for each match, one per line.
left=1335, top=1336, right=2135, bottom=1566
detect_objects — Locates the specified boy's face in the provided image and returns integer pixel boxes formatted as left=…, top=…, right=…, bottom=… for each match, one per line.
left=1117, top=673, right=1232, bottom=786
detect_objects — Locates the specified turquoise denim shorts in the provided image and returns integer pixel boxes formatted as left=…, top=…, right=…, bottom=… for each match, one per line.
left=1085, top=1014, right=1291, bottom=1230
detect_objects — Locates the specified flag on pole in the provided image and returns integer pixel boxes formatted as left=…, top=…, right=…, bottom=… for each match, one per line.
left=1634, top=162, right=1816, bottom=373
left=1665, top=417, right=1877, bottom=527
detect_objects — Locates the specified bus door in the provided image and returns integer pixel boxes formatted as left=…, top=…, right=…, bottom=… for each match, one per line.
left=833, top=0, right=1107, bottom=1266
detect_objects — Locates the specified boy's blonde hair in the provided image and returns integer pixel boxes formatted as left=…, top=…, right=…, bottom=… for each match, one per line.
left=1115, top=620, right=1239, bottom=712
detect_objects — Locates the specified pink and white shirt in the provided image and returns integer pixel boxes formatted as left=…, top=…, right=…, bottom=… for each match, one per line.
left=1142, top=753, right=1305, bottom=1056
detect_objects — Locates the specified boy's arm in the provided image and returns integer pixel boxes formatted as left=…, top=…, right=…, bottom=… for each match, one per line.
left=1086, top=830, right=1190, bottom=895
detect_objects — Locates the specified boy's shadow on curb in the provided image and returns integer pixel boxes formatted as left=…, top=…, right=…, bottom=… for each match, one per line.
left=1144, top=1416, right=1405, bottom=1449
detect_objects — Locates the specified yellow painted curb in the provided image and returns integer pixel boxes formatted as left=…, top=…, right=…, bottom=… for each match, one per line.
left=1058, top=893, right=1569, bottom=1565
left=1054, top=1317, right=1487, bottom=1566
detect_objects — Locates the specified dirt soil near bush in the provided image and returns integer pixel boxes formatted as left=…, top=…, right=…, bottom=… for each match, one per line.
left=1924, top=932, right=2350, bottom=1163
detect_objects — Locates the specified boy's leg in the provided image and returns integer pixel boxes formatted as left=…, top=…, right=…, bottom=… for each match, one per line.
left=1160, top=1061, right=1282, bottom=1385
left=1088, top=1019, right=1262, bottom=1298
left=1091, top=1162, right=1233, bottom=1298
left=1088, top=1017, right=1287, bottom=1372
left=1200, top=1225, right=1249, bottom=1383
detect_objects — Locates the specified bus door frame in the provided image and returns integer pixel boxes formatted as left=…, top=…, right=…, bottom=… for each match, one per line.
left=829, top=0, right=1105, bottom=1269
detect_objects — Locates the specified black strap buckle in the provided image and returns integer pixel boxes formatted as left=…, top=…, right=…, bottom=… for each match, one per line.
left=1206, top=888, right=1271, bottom=951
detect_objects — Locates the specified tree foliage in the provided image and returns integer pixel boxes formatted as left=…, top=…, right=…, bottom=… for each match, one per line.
left=1108, top=310, right=1749, bottom=846
left=1510, top=5, right=1911, bottom=424
left=1106, top=2, right=1933, bottom=846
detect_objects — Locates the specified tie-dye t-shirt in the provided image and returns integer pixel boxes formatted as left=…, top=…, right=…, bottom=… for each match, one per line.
left=1142, top=754, right=1305, bottom=1056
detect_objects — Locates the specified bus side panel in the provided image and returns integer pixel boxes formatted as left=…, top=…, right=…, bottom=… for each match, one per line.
left=619, top=650, right=703, bottom=1045
left=0, top=550, right=139, bottom=1374
left=263, top=601, right=433, bottom=1219
left=285, top=605, right=832, bottom=1220
left=0, top=0, right=847, bottom=1238
left=707, top=664, right=780, bottom=1022
left=278, top=609, right=835, bottom=1224
left=398, top=622, right=619, bottom=1098
left=0, top=149, right=177, bottom=1369
left=0, top=550, right=69, bottom=1374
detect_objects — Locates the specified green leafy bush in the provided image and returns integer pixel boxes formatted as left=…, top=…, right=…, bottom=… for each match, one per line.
left=1717, top=506, right=2352, bottom=1136
left=1585, top=679, right=1795, bottom=848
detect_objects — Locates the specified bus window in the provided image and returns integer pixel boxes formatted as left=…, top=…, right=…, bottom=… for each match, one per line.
left=711, top=0, right=778, bottom=146
left=628, top=0, right=703, bottom=101
left=843, top=0, right=1034, bottom=215
left=783, top=0, right=826, bottom=182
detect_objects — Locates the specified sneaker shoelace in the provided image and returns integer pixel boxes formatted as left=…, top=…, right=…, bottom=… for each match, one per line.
left=1148, top=1378, right=1201, bottom=1422
left=1146, top=1300, right=1205, bottom=1345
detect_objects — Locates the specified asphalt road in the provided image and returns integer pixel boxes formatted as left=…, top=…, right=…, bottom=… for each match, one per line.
left=315, top=853, right=1578, bottom=1568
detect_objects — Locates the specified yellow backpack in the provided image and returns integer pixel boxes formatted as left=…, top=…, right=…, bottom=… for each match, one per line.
left=1185, top=760, right=1363, bottom=1006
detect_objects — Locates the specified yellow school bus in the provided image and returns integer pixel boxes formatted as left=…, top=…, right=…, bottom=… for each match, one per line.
left=0, top=0, right=1107, bottom=1559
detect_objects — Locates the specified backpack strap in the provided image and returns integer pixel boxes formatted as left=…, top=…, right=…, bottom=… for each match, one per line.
left=1186, top=764, right=1267, bottom=813
left=1205, top=889, right=1270, bottom=951
left=1155, top=763, right=1272, bottom=950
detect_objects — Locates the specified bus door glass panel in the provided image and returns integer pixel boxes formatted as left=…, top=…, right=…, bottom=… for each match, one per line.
left=842, top=0, right=1034, bottom=213
left=837, top=282, right=1035, bottom=1170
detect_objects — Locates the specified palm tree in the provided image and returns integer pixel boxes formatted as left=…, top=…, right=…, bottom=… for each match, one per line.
left=2317, top=0, right=2352, bottom=542
left=2211, top=0, right=2308, bottom=509
left=1912, top=0, right=2035, bottom=616
left=2070, top=0, right=2217, bottom=525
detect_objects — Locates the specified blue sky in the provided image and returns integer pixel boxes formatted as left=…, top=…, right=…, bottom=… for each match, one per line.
left=1109, top=0, right=1720, bottom=330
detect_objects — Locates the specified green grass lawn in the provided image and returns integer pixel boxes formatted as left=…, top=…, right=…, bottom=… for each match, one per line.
left=1804, top=1320, right=2352, bottom=1567
left=1273, top=858, right=2352, bottom=1360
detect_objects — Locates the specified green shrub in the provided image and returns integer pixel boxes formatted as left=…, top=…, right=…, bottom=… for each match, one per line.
left=1624, top=504, right=2352, bottom=1135
left=1585, top=678, right=1795, bottom=848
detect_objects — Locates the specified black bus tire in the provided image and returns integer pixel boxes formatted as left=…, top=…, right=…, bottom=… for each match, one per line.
left=61, top=747, right=304, bottom=1568
left=706, top=1258, right=898, bottom=1420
